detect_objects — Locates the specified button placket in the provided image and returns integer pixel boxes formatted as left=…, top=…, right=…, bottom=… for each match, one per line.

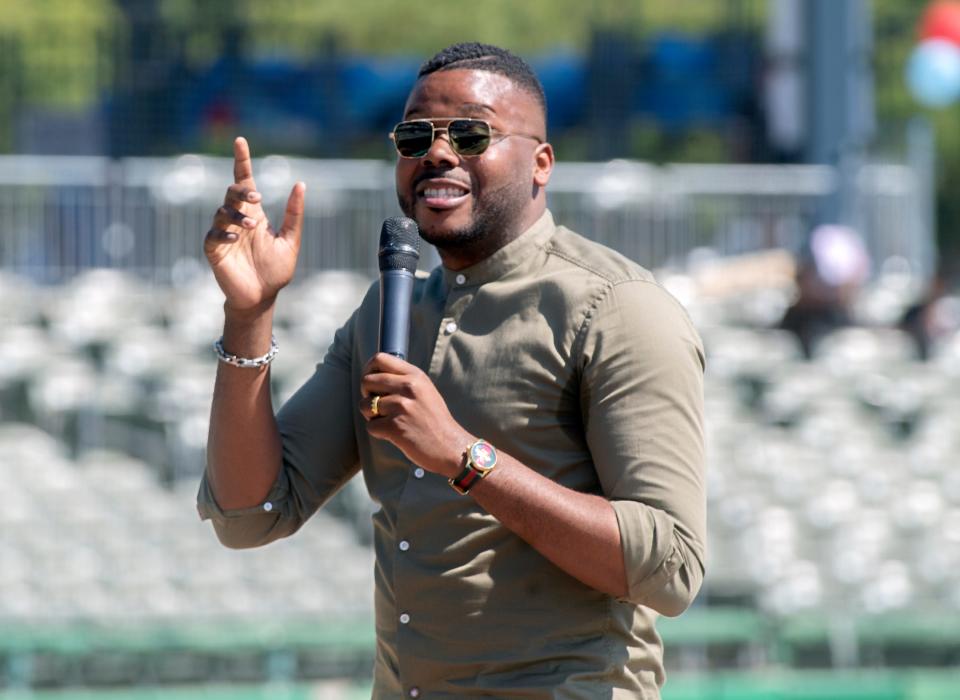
left=426, top=287, right=472, bottom=379
left=396, top=457, right=430, bottom=694
left=394, top=282, right=474, bottom=696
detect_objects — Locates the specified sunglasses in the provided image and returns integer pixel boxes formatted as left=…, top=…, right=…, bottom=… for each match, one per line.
left=389, top=118, right=543, bottom=158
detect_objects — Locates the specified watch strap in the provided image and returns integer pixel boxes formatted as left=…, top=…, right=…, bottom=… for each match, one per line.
left=449, top=463, right=484, bottom=495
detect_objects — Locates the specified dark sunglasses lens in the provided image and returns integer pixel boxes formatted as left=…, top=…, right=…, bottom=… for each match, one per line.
left=394, top=122, right=433, bottom=157
left=449, top=120, right=491, bottom=155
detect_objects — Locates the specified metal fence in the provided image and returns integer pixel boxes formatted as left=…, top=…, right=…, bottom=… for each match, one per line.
left=0, top=155, right=935, bottom=286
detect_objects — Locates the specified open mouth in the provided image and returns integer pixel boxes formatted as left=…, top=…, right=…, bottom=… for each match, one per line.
left=417, top=180, right=471, bottom=209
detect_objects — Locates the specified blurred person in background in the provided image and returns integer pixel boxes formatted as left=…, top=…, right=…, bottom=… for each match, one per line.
left=197, top=42, right=705, bottom=699
left=899, top=258, right=960, bottom=359
left=780, top=223, right=871, bottom=357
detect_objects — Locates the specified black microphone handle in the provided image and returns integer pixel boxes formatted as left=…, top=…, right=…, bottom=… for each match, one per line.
left=378, top=269, right=415, bottom=359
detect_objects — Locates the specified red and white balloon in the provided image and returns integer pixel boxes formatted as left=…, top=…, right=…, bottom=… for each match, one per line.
left=907, top=1, right=960, bottom=107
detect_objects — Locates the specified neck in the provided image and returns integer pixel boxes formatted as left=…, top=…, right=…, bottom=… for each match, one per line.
left=437, top=202, right=545, bottom=271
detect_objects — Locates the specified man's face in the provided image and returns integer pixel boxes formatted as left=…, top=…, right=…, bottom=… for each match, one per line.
left=394, top=69, right=548, bottom=260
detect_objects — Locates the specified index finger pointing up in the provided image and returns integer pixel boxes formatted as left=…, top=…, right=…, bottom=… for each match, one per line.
left=233, top=136, right=257, bottom=187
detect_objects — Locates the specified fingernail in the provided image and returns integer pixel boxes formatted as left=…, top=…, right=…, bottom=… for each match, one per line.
left=225, top=232, right=238, bottom=241
left=248, top=192, right=260, bottom=201
left=242, top=217, right=256, bottom=228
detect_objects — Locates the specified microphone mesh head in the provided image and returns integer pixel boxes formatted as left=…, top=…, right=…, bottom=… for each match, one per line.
left=378, top=216, right=421, bottom=272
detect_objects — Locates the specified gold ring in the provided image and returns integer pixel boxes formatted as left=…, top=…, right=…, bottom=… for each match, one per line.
left=370, top=395, right=381, bottom=417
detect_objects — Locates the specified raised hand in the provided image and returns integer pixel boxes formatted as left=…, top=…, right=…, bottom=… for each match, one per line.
left=204, top=137, right=306, bottom=313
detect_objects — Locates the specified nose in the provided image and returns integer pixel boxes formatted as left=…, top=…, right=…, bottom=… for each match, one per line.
left=422, top=130, right=460, bottom=168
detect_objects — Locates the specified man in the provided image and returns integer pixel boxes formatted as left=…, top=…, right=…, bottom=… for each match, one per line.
left=198, top=43, right=705, bottom=699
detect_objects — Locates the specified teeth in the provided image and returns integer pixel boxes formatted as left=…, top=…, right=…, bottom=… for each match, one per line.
left=423, top=187, right=467, bottom=199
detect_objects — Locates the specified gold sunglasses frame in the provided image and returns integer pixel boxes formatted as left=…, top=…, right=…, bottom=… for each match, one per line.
left=389, top=117, right=544, bottom=158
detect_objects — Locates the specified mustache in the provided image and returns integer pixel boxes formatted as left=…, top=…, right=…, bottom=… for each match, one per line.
left=412, top=169, right=471, bottom=190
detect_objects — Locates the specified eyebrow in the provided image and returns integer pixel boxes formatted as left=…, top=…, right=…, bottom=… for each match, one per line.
left=405, top=102, right=497, bottom=119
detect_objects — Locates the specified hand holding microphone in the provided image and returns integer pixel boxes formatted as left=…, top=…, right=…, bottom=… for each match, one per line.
left=362, top=216, right=472, bottom=476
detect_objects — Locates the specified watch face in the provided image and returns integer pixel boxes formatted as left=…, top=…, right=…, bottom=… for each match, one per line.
left=469, top=441, right=497, bottom=471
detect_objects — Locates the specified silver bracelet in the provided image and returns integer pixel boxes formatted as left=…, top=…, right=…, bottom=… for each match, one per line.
left=214, top=335, right=279, bottom=369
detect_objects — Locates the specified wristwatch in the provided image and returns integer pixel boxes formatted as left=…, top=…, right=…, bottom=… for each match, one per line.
left=448, top=439, right=498, bottom=495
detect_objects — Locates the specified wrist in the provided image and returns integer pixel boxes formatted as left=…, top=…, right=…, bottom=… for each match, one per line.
left=222, top=301, right=276, bottom=358
left=223, top=297, right=277, bottom=323
left=434, top=430, right=475, bottom=479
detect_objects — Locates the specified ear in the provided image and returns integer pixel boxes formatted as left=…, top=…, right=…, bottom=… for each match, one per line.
left=532, top=142, right=554, bottom=188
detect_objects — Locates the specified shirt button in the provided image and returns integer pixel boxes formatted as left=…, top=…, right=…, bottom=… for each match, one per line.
left=444, top=321, right=458, bottom=334
left=399, top=613, right=411, bottom=624
left=455, top=273, right=466, bottom=285
left=399, top=540, right=410, bottom=552
left=262, top=502, right=273, bottom=512
left=409, top=688, right=420, bottom=698
left=413, top=467, right=425, bottom=479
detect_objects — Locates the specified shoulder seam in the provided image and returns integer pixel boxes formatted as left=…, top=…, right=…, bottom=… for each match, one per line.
left=570, top=280, right=615, bottom=364
left=570, top=277, right=698, bottom=361
left=545, top=245, right=614, bottom=282
left=544, top=243, right=613, bottom=282
left=543, top=238, right=652, bottom=286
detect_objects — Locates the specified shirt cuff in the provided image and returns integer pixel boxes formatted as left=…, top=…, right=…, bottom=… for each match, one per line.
left=196, top=467, right=291, bottom=522
left=610, top=499, right=684, bottom=604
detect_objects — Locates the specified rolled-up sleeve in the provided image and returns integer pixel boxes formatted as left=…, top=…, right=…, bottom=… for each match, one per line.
left=579, top=279, right=706, bottom=615
left=197, top=311, right=361, bottom=549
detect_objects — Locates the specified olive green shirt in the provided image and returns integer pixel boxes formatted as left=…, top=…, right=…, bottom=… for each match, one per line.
left=197, top=210, right=706, bottom=699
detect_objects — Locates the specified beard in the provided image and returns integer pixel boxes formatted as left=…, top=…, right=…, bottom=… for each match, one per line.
left=398, top=179, right=530, bottom=262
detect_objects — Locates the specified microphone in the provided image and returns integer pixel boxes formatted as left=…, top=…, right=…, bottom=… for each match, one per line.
left=378, top=216, right=421, bottom=359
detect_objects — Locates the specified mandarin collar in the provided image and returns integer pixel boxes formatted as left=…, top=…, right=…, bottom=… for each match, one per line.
left=439, top=209, right=556, bottom=290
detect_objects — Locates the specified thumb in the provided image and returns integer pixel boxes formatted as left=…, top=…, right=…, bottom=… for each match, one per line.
left=279, top=181, right=306, bottom=248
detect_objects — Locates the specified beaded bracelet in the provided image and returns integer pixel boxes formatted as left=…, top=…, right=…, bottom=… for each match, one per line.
left=214, top=335, right=279, bottom=369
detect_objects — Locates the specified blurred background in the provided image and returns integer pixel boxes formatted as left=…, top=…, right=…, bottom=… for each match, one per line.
left=1, top=0, right=959, bottom=698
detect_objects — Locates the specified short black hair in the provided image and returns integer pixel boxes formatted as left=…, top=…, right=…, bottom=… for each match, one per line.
left=418, top=42, right=547, bottom=120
